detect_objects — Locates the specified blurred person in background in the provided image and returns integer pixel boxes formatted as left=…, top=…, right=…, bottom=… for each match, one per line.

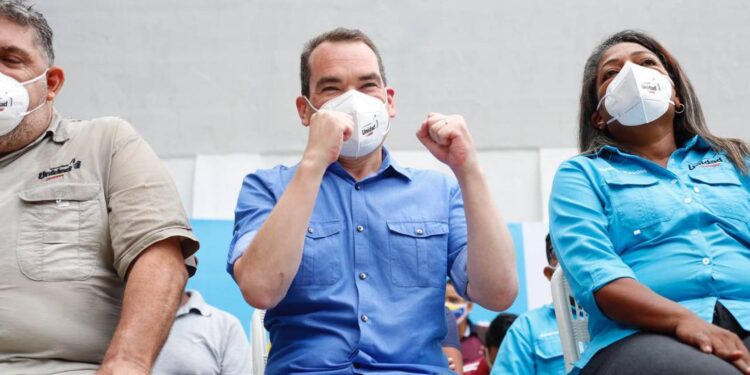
left=491, top=235, right=564, bottom=374
left=483, top=312, right=518, bottom=371
left=446, top=279, right=489, bottom=374
left=153, top=258, right=252, bottom=375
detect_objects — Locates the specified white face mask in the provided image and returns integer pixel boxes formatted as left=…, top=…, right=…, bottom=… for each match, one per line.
left=0, top=69, right=48, bottom=136
left=305, top=89, right=390, bottom=159
left=597, top=61, right=674, bottom=126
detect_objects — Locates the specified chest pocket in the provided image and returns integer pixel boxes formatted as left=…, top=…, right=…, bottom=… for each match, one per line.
left=604, top=173, right=674, bottom=230
left=296, top=220, right=342, bottom=287
left=533, top=332, right=565, bottom=375
left=17, top=182, right=103, bottom=281
left=689, top=168, right=750, bottom=222
left=387, top=220, right=448, bottom=288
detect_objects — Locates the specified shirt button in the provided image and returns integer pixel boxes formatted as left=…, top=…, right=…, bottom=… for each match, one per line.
left=355, top=184, right=361, bottom=191
left=693, top=186, right=700, bottom=193
left=307, top=227, right=314, bottom=234
left=356, top=225, right=365, bottom=232
left=359, top=272, right=367, bottom=280
left=361, top=314, right=369, bottom=322
left=671, top=179, right=678, bottom=185
left=702, top=258, right=711, bottom=266
left=415, top=228, right=424, bottom=235
left=684, top=197, right=692, bottom=204
left=691, top=230, right=700, bottom=236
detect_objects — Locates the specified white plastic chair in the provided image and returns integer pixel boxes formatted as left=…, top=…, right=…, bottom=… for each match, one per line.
left=550, top=267, right=590, bottom=373
left=250, top=309, right=269, bottom=375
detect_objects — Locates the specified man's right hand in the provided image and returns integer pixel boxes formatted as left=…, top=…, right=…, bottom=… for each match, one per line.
left=675, top=315, right=750, bottom=374
left=302, top=109, right=354, bottom=168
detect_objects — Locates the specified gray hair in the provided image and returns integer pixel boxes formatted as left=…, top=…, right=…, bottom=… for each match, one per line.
left=0, top=0, right=54, bottom=65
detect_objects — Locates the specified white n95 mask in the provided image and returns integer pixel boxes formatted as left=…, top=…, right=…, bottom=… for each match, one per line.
left=0, top=69, right=48, bottom=136
left=305, top=89, right=390, bottom=159
left=597, top=61, right=674, bottom=126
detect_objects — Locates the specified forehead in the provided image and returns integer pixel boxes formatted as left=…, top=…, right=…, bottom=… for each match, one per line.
left=598, top=42, right=657, bottom=68
left=308, top=40, right=380, bottom=81
left=0, top=16, right=42, bottom=57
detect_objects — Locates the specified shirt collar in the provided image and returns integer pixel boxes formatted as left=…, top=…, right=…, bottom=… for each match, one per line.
left=176, top=290, right=211, bottom=317
left=326, top=147, right=413, bottom=182
left=593, top=135, right=709, bottom=158
left=45, top=109, right=68, bottom=143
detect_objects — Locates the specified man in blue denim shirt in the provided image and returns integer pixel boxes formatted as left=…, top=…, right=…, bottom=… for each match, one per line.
left=228, top=28, right=518, bottom=374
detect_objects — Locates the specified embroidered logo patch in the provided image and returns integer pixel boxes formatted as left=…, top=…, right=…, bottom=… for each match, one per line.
left=688, top=157, right=723, bottom=170
left=38, top=158, right=82, bottom=180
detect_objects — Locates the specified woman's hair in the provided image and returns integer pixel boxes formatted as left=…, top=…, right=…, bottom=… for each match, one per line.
left=578, top=29, right=748, bottom=174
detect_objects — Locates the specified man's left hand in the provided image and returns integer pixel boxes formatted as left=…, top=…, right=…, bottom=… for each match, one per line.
left=416, top=112, right=478, bottom=174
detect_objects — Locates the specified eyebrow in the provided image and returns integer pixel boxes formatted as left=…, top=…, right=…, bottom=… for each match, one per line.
left=600, top=50, right=658, bottom=70
left=314, top=75, right=343, bottom=90
left=358, top=73, right=381, bottom=83
left=0, top=45, right=31, bottom=59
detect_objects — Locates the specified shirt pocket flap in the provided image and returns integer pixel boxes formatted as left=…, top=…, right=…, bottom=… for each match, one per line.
left=386, top=221, right=449, bottom=238
left=603, top=173, right=659, bottom=187
left=19, top=182, right=101, bottom=202
left=305, top=220, right=342, bottom=239
left=688, top=169, right=742, bottom=186
left=534, top=332, right=564, bottom=360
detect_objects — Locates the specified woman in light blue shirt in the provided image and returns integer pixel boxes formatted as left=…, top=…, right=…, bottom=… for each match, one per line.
left=549, top=30, right=750, bottom=375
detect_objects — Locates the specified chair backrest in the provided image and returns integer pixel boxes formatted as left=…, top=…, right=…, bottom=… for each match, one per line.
left=250, top=309, right=268, bottom=375
left=550, top=267, right=590, bottom=373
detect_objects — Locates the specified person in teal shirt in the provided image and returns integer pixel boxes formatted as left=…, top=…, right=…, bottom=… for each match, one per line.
left=550, top=30, right=750, bottom=375
left=491, top=235, right=565, bottom=375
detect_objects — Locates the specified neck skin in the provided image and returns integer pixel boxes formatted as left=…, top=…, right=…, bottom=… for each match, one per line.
left=180, top=291, right=190, bottom=308
left=608, top=115, right=677, bottom=167
left=337, top=145, right=384, bottom=181
left=458, top=318, right=468, bottom=338
left=0, top=104, right=53, bottom=157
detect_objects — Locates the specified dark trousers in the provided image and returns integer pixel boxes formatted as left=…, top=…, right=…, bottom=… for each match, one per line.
left=581, top=303, right=750, bottom=375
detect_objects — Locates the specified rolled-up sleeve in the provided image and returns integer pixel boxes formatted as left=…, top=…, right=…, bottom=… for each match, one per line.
left=549, top=159, right=636, bottom=309
left=226, top=170, right=278, bottom=276
left=447, top=180, right=470, bottom=301
left=106, top=119, right=199, bottom=280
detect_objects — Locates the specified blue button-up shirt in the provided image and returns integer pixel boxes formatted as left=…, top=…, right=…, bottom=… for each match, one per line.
left=228, top=148, right=470, bottom=374
left=549, top=136, right=750, bottom=372
left=491, top=304, right=565, bottom=375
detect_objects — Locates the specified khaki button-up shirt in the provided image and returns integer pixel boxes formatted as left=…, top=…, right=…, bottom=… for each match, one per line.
left=0, top=111, right=199, bottom=374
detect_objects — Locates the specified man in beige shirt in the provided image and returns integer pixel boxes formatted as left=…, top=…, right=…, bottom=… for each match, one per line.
left=0, top=1, right=199, bottom=374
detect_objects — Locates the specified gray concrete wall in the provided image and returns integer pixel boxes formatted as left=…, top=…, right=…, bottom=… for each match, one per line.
left=40, top=0, right=749, bottom=158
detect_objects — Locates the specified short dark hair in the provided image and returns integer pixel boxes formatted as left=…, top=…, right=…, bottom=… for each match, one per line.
left=545, top=234, right=556, bottom=265
left=0, top=0, right=54, bottom=64
left=299, top=27, right=386, bottom=97
left=485, top=313, right=518, bottom=349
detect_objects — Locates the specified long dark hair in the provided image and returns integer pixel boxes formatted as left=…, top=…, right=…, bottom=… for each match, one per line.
left=578, top=30, right=748, bottom=174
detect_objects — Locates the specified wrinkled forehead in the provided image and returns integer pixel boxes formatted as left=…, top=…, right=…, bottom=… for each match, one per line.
left=0, top=16, right=44, bottom=60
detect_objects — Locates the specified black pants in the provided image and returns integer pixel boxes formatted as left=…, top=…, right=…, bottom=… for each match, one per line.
left=581, top=303, right=750, bottom=375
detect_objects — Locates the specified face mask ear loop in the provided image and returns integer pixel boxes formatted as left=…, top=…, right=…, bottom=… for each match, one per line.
left=303, top=96, right=319, bottom=113
left=20, top=70, right=50, bottom=116
left=21, top=69, right=48, bottom=86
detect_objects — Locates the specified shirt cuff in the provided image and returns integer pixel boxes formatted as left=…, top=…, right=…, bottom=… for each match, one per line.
left=449, top=248, right=471, bottom=301
left=228, top=231, right=257, bottom=269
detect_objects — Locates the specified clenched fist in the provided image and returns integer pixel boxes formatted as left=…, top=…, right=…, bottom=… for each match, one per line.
left=302, top=109, right=354, bottom=169
left=416, top=112, right=478, bottom=173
